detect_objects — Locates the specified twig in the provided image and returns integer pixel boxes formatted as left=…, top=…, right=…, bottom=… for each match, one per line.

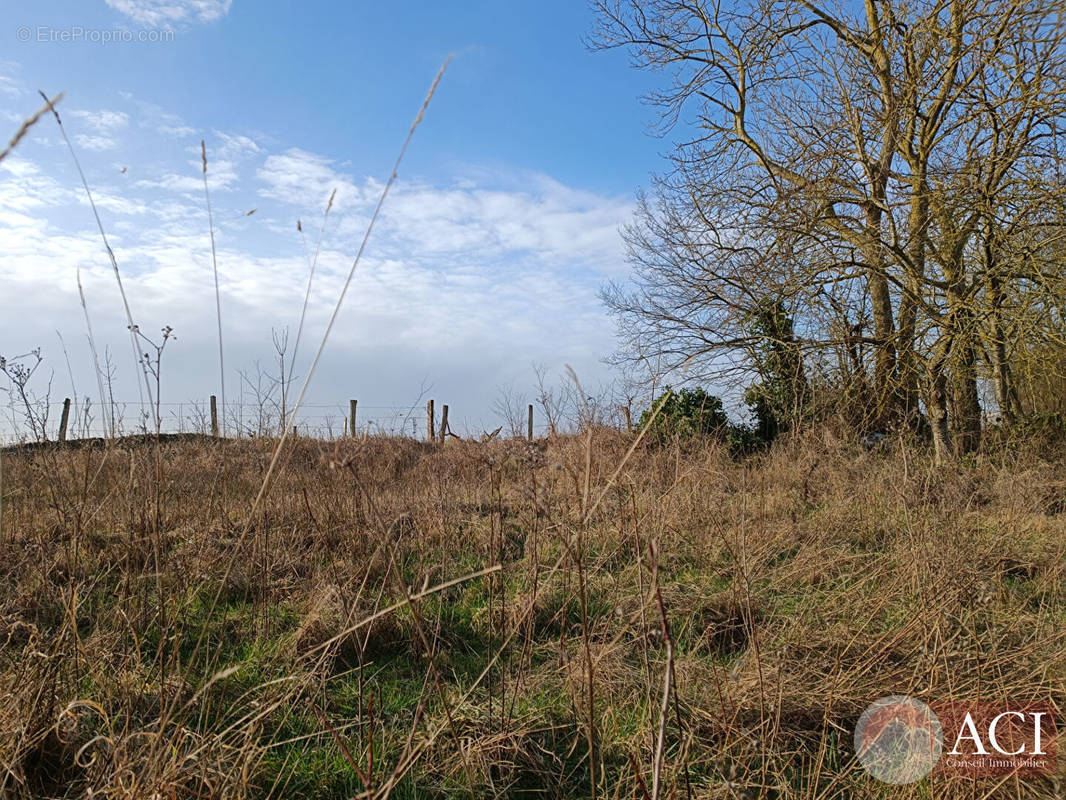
left=76, top=267, right=110, bottom=437
left=290, top=188, right=336, bottom=388
left=202, top=140, right=226, bottom=436
left=0, top=92, right=63, bottom=163
left=649, top=544, right=673, bottom=800
left=311, top=700, right=369, bottom=787
left=41, top=89, right=154, bottom=428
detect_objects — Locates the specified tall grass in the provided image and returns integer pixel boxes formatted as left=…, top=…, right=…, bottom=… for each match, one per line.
left=1, top=429, right=1063, bottom=797
left=290, top=187, right=337, bottom=415
left=76, top=266, right=111, bottom=437
left=41, top=90, right=154, bottom=429
left=202, top=140, right=227, bottom=436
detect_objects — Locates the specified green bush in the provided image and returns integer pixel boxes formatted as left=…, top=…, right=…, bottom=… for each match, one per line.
left=639, top=387, right=729, bottom=440
left=743, top=299, right=808, bottom=443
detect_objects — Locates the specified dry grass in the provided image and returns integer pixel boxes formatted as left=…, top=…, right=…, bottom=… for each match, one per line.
left=0, top=430, right=1063, bottom=798
left=0, top=93, right=64, bottom=164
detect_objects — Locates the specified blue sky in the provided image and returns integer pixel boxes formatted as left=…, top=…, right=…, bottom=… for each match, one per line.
left=1, top=1, right=670, bottom=438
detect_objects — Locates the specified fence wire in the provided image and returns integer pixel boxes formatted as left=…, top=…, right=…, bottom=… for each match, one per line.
left=0, top=399, right=560, bottom=445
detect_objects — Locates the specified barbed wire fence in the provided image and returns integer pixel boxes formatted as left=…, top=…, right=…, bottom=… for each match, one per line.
left=0, top=396, right=572, bottom=446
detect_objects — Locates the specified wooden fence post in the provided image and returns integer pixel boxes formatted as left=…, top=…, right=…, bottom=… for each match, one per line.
left=210, top=395, right=219, bottom=437
left=527, top=404, right=534, bottom=441
left=426, top=399, right=435, bottom=442
left=349, top=399, right=358, bottom=438
left=58, top=398, right=71, bottom=442
left=439, top=404, right=449, bottom=443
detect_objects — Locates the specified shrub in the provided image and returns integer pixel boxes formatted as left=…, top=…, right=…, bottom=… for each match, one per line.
left=639, top=386, right=729, bottom=440
left=743, top=299, right=809, bottom=443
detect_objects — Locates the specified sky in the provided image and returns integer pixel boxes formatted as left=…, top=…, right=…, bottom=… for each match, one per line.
left=0, top=0, right=670, bottom=439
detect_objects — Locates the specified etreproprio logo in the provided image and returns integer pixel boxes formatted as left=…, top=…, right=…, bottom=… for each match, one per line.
left=855, top=695, right=1057, bottom=783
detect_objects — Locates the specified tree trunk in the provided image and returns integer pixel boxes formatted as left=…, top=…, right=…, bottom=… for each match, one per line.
left=864, top=205, right=898, bottom=428
left=947, top=304, right=982, bottom=454
left=928, top=364, right=952, bottom=465
left=992, top=339, right=1018, bottom=422
left=950, top=354, right=982, bottom=453
left=986, top=272, right=1018, bottom=423
left=897, top=178, right=928, bottom=430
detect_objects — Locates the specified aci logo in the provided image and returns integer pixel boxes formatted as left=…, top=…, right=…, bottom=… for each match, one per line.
left=855, top=695, right=1057, bottom=783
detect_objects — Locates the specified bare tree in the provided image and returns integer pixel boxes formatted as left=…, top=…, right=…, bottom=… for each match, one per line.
left=238, top=361, right=280, bottom=437
left=532, top=362, right=565, bottom=436
left=493, top=382, right=529, bottom=438
left=593, top=0, right=1066, bottom=457
left=0, top=349, right=51, bottom=442
left=135, top=325, right=174, bottom=435
left=273, top=326, right=292, bottom=434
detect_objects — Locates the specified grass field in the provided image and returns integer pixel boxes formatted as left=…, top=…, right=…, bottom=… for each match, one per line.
left=1, top=430, right=1063, bottom=798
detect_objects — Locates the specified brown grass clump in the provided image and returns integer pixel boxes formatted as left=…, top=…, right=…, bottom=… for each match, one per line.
left=0, top=431, right=1063, bottom=798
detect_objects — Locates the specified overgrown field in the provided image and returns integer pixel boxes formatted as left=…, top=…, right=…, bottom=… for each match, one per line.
left=1, top=431, right=1064, bottom=798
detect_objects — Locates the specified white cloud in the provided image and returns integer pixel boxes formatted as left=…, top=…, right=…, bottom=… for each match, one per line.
left=127, top=132, right=262, bottom=194
left=0, top=157, right=71, bottom=209
left=0, top=76, right=20, bottom=98
left=119, top=96, right=197, bottom=138
left=258, top=148, right=364, bottom=211
left=0, top=103, right=629, bottom=438
left=154, top=113, right=196, bottom=139
left=70, top=109, right=129, bottom=133
left=137, top=159, right=239, bottom=193
left=0, top=61, right=22, bottom=98
left=257, top=149, right=630, bottom=275
left=90, top=191, right=151, bottom=217
left=212, top=131, right=261, bottom=159
left=74, top=134, right=119, bottom=151
left=41, top=109, right=132, bottom=152
left=376, top=176, right=631, bottom=273
left=104, top=0, right=232, bottom=26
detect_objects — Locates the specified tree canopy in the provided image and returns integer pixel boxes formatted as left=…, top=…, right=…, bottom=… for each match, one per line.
left=593, top=0, right=1066, bottom=460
